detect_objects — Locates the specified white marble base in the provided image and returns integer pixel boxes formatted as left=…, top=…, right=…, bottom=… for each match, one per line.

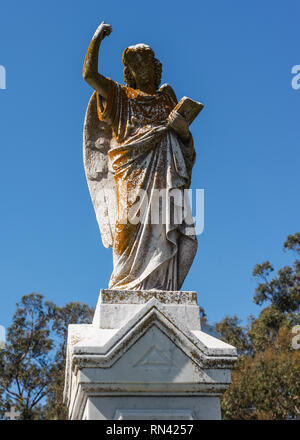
left=64, top=289, right=237, bottom=420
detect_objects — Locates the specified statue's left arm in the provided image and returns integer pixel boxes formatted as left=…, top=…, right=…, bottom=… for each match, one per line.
left=167, top=111, right=191, bottom=143
left=160, top=84, right=191, bottom=143
left=160, top=84, right=195, bottom=186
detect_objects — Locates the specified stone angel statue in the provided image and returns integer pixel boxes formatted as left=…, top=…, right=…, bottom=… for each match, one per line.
left=82, top=22, right=200, bottom=291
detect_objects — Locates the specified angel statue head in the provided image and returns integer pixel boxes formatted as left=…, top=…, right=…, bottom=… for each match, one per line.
left=122, top=44, right=162, bottom=92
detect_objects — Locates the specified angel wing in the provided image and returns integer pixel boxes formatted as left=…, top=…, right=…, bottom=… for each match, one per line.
left=83, top=92, right=117, bottom=248
left=159, top=83, right=178, bottom=106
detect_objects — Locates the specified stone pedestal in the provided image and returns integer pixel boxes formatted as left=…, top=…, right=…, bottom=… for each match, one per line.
left=64, top=290, right=237, bottom=420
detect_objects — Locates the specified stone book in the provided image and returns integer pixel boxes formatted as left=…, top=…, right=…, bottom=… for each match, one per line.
left=170, top=96, right=204, bottom=126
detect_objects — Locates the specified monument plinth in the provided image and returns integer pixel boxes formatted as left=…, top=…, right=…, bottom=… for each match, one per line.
left=64, top=290, right=237, bottom=420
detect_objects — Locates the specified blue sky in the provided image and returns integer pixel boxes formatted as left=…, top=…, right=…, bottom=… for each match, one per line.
left=0, top=0, right=299, bottom=330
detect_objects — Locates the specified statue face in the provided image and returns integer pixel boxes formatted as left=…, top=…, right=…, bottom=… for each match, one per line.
left=127, top=52, right=155, bottom=91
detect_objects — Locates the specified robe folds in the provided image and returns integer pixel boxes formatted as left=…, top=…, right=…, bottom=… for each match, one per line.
left=95, top=79, right=198, bottom=290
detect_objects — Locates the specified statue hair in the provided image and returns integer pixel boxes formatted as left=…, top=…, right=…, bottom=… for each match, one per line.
left=122, top=46, right=162, bottom=91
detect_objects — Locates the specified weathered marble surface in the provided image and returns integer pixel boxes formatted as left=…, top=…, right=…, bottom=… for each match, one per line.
left=93, top=289, right=200, bottom=330
left=64, top=290, right=237, bottom=420
left=100, top=289, right=197, bottom=304
left=83, top=22, right=199, bottom=292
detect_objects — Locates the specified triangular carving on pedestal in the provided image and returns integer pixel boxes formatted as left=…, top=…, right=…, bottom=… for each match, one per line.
left=133, top=344, right=175, bottom=369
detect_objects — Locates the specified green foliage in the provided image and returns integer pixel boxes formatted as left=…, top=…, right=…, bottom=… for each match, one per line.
left=253, top=234, right=300, bottom=313
left=44, top=301, right=93, bottom=420
left=284, top=233, right=300, bottom=253
left=216, top=315, right=250, bottom=355
left=0, top=294, right=93, bottom=420
left=222, top=326, right=300, bottom=419
left=219, top=232, right=300, bottom=419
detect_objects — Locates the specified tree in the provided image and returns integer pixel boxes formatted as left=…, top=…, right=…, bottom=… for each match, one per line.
left=252, top=233, right=300, bottom=313
left=221, top=325, right=300, bottom=419
left=0, top=293, right=93, bottom=420
left=216, top=316, right=250, bottom=355
left=218, top=233, right=300, bottom=419
left=43, top=301, right=94, bottom=419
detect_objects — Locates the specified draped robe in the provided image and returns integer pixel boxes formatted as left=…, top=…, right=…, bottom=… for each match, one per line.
left=93, top=79, right=198, bottom=290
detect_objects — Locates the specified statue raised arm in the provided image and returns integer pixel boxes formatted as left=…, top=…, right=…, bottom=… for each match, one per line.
left=83, top=22, right=112, bottom=99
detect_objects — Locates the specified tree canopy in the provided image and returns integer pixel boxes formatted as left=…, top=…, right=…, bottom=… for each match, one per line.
left=0, top=294, right=93, bottom=420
